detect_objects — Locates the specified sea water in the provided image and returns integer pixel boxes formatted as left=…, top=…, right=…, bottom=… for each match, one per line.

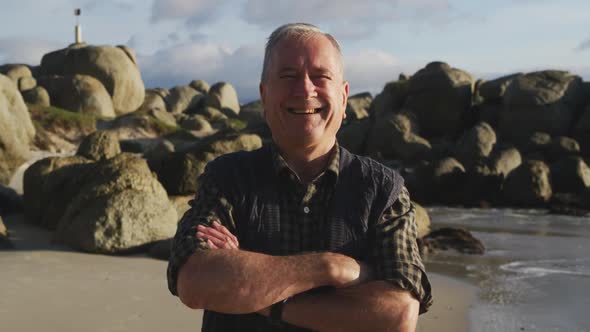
left=424, top=207, right=590, bottom=332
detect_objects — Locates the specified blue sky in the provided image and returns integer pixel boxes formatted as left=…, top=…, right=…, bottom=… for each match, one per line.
left=1, top=0, right=589, bottom=102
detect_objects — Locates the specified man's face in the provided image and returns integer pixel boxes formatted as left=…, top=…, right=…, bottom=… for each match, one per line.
left=260, top=34, right=349, bottom=150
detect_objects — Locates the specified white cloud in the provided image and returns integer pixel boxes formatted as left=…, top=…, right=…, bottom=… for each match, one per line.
left=0, top=37, right=63, bottom=66
left=575, top=38, right=590, bottom=52
left=139, top=42, right=264, bottom=102
left=150, top=0, right=229, bottom=26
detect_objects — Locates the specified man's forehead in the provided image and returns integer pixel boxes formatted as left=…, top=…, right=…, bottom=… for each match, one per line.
left=270, top=34, right=343, bottom=74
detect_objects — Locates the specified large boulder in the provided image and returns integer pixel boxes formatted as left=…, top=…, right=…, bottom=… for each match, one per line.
left=453, top=122, right=496, bottom=170
left=22, top=86, right=50, bottom=106
left=206, top=82, right=240, bottom=116
left=189, top=80, right=210, bottom=94
left=337, top=120, right=371, bottom=155
left=157, top=134, right=262, bottom=195
left=0, top=64, right=33, bottom=86
left=371, top=80, right=408, bottom=118
left=413, top=202, right=431, bottom=238
left=550, top=156, right=590, bottom=193
left=37, top=75, right=116, bottom=117
left=76, top=131, right=121, bottom=161
left=478, top=73, right=522, bottom=103
left=404, top=62, right=474, bottom=138
left=40, top=44, right=145, bottom=115
left=346, top=92, right=372, bottom=121
left=547, top=136, right=580, bottom=161
left=0, top=74, right=36, bottom=184
left=503, top=160, right=552, bottom=206
left=165, top=85, right=204, bottom=114
left=573, top=104, right=590, bottom=156
left=54, top=154, right=178, bottom=253
left=0, top=185, right=23, bottom=215
left=365, top=112, right=431, bottom=161
left=23, top=155, right=92, bottom=229
left=489, top=146, right=522, bottom=178
left=420, top=227, right=485, bottom=255
left=138, top=89, right=168, bottom=113
left=499, top=71, right=584, bottom=142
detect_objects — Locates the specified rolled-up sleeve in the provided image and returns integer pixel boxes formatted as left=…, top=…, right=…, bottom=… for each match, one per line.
left=372, top=186, right=433, bottom=313
left=166, top=170, right=236, bottom=296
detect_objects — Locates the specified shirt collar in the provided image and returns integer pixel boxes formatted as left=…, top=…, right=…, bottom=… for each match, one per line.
left=270, top=142, right=340, bottom=183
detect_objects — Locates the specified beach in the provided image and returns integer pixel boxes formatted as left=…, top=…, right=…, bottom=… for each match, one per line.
left=1, top=213, right=475, bottom=332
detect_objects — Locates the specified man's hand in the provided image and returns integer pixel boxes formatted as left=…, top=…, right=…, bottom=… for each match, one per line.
left=196, top=221, right=239, bottom=249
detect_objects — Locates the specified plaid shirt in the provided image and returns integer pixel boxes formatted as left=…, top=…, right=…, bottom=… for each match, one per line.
left=167, top=143, right=432, bottom=330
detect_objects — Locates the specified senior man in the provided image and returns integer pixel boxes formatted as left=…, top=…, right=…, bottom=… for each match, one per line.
left=167, top=23, right=432, bottom=331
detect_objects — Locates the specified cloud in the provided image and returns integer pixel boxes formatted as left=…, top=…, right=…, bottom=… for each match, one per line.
left=575, top=38, right=590, bottom=52
left=240, top=0, right=453, bottom=39
left=139, top=42, right=264, bottom=102
left=150, top=0, right=229, bottom=26
left=0, top=37, right=63, bottom=66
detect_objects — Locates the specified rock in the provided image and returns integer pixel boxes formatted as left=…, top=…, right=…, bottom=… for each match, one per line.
left=489, top=146, right=522, bottom=178
left=420, top=227, right=485, bottom=255
left=0, top=215, right=13, bottom=249
left=23, top=155, right=92, bottom=229
left=0, top=74, right=36, bottom=184
left=165, top=85, right=204, bottom=114
left=197, top=106, right=229, bottom=123
left=432, top=157, right=467, bottom=203
left=573, top=104, right=590, bottom=156
left=37, top=75, right=116, bottom=117
left=476, top=104, right=502, bottom=128
left=346, top=92, right=372, bottom=121
left=76, top=131, right=121, bottom=161
left=547, top=136, right=580, bottom=161
left=206, top=82, right=240, bottom=116
left=503, top=160, right=552, bottom=206
left=500, top=71, right=584, bottom=142
left=189, top=80, right=210, bottom=94
left=0, top=185, right=24, bottom=215
left=550, top=156, right=590, bottom=193
left=22, top=86, right=51, bottom=106
left=366, top=112, right=431, bottom=161
left=54, top=154, right=178, bottom=253
left=169, top=195, right=193, bottom=220
left=453, top=122, right=496, bottom=170
left=337, top=119, right=371, bottom=155
left=40, top=44, right=145, bottom=115
left=0, top=64, right=33, bottom=84
left=148, top=238, right=172, bottom=260
left=239, top=99, right=267, bottom=132
left=404, top=62, right=474, bottom=138
left=145, top=139, right=176, bottom=173
left=548, top=191, right=590, bottom=216
left=179, top=114, right=212, bottom=132
left=18, top=77, right=37, bottom=92
left=147, top=108, right=177, bottom=128
left=371, top=80, right=408, bottom=118
left=158, top=134, right=262, bottom=195
left=521, top=132, right=552, bottom=154
left=479, top=73, right=522, bottom=103
left=138, top=89, right=168, bottom=113
left=413, top=202, right=431, bottom=238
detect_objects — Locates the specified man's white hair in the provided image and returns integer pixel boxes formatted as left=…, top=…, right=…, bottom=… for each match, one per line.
left=260, top=23, right=344, bottom=83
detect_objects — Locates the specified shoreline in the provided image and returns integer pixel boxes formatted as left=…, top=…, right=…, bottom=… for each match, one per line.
left=1, top=214, right=477, bottom=331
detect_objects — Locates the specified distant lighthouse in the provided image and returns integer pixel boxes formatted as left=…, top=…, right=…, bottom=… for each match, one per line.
left=74, top=8, right=82, bottom=44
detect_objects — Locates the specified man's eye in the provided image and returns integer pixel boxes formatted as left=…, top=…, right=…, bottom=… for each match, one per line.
left=280, top=74, right=296, bottom=79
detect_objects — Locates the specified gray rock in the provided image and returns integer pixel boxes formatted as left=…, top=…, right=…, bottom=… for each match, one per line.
left=0, top=64, right=33, bottom=84
left=489, top=147, right=522, bottom=178
left=371, top=80, right=408, bottom=118
left=573, top=104, right=590, bottom=156
left=206, top=82, right=240, bottom=116
left=547, top=136, right=580, bottom=161
left=147, top=108, right=177, bottom=128
left=18, top=76, right=37, bottom=92
left=138, top=89, right=168, bottom=113
left=413, top=202, right=431, bottom=238
left=503, top=160, right=552, bottom=206
left=550, top=156, right=590, bottom=193
left=346, top=92, right=372, bottom=121
left=478, top=73, right=522, bottom=103
left=420, top=227, right=485, bottom=255
left=189, top=80, right=210, bottom=94
left=0, top=185, right=23, bottom=215
left=76, top=131, right=121, bottom=161
left=179, top=114, right=212, bottom=132
left=337, top=119, right=371, bottom=155
left=37, top=75, right=116, bottom=118
left=0, top=74, right=36, bottom=184
left=0, top=215, right=13, bottom=249
left=54, top=154, right=178, bottom=253
left=404, top=62, right=474, bottom=138
left=22, top=86, right=51, bottom=106
left=166, top=85, right=204, bottom=114
left=453, top=122, right=496, bottom=170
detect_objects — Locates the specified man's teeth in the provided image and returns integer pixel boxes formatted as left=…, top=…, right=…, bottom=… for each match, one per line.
left=288, top=108, right=322, bottom=114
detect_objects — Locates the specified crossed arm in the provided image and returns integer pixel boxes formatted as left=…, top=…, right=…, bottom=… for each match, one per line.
left=176, top=222, right=419, bottom=332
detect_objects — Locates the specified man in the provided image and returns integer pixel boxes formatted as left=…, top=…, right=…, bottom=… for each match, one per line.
left=167, top=23, right=432, bottom=331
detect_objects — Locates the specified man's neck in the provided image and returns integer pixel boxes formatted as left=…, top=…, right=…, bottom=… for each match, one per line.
left=276, top=139, right=336, bottom=184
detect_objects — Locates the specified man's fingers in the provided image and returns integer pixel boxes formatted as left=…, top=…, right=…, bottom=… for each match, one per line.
left=213, top=221, right=239, bottom=243
left=196, top=223, right=239, bottom=249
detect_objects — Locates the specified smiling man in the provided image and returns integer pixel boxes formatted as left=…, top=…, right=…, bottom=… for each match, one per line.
left=167, top=23, right=432, bottom=331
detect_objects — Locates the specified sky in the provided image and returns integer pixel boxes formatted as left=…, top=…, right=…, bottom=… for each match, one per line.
left=1, top=0, right=589, bottom=103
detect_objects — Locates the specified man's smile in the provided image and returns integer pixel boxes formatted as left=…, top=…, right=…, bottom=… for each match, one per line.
left=286, top=107, right=324, bottom=114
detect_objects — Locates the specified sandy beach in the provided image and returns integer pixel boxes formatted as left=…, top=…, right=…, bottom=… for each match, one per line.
left=1, top=213, right=475, bottom=332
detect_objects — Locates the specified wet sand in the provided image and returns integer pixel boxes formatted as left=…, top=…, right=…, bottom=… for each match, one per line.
left=1, top=213, right=475, bottom=331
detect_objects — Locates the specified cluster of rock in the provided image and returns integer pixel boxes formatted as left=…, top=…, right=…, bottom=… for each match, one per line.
left=339, top=62, right=590, bottom=213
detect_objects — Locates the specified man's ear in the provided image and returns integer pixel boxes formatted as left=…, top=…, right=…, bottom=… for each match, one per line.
left=342, top=80, right=349, bottom=119
left=259, top=82, right=267, bottom=118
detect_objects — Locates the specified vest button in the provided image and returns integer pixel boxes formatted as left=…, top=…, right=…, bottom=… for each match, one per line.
left=303, top=206, right=310, bottom=214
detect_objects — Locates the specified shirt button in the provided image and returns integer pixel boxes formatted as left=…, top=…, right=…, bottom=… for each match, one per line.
left=303, top=206, right=310, bottom=214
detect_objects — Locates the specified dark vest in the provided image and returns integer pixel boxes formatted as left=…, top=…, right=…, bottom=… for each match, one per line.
left=200, top=145, right=404, bottom=332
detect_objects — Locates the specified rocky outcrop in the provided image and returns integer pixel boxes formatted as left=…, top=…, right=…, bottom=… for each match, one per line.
left=37, top=75, right=116, bottom=117
left=22, top=86, right=50, bottom=106
left=138, top=89, right=168, bottom=114
left=0, top=74, right=36, bottom=184
left=76, top=131, right=121, bottom=161
left=550, top=156, right=590, bottom=193
left=419, top=227, right=485, bottom=255
left=478, top=73, right=522, bottom=103
left=346, top=92, right=372, bottom=121
left=503, top=160, right=552, bottom=206
left=453, top=122, right=496, bottom=170
left=404, top=62, right=474, bottom=138
left=166, top=85, right=204, bottom=114
left=53, top=154, right=177, bottom=253
left=489, top=146, right=522, bottom=178
left=366, top=112, right=431, bottom=161
left=413, top=202, right=431, bottom=238
left=189, top=80, right=210, bottom=94
left=206, top=82, right=240, bottom=116
left=40, top=44, right=145, bottom=115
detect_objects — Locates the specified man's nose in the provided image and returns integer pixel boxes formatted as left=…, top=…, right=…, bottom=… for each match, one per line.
left=292, top=74, right=317, bottom=98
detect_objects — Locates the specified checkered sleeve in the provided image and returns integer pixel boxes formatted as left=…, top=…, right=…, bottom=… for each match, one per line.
left=166, top=170, right=236, bottom=296
left=373, top=186, right=433, bottom=314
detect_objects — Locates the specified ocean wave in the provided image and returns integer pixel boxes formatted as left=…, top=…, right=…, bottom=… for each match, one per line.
left=500, top=259, right=590, bottom=278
